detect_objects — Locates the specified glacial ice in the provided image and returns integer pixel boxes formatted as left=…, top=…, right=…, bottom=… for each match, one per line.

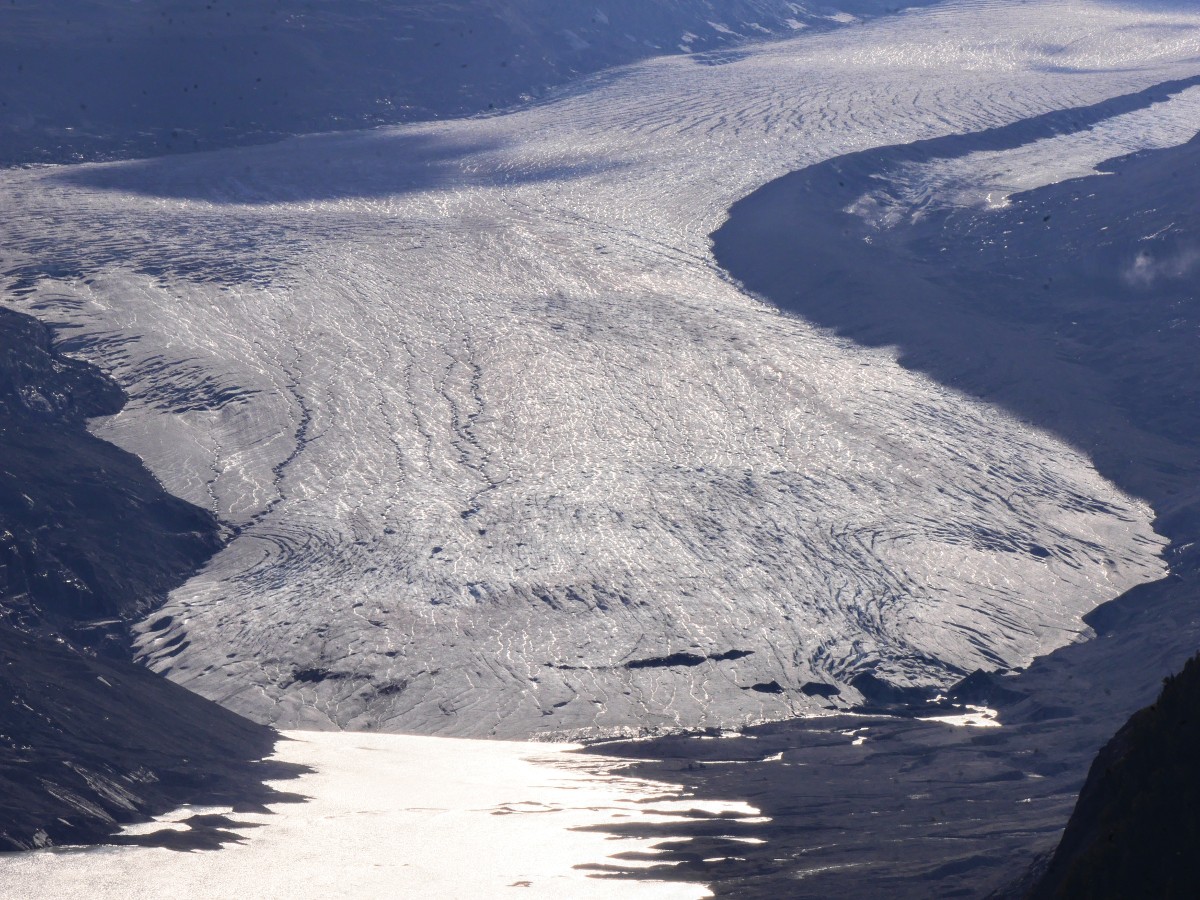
left=2, top=0, right=1198, bottom=736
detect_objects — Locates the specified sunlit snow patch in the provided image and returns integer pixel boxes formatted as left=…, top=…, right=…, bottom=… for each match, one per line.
left=917, top=705, right=1001, bottom=728
left=849, top=85, right=1200, bottom=226
left=0, top=731, right=765, bottom=899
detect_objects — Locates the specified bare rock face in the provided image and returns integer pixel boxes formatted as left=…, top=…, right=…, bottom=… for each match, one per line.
left=0, top=307, right=224, bottom=650
left=1029, top=651, right=1200, bottom=900
left=0, top=624, right=291, bottom=851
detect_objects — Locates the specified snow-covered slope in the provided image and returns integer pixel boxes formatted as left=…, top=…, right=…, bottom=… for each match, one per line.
left=0, top=0, right=934, bottom=165
left=2, top=0, right=1197, bottom=737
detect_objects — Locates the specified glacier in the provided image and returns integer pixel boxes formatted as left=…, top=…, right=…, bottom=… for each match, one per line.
left=2, top=0, right=1198, bottom=738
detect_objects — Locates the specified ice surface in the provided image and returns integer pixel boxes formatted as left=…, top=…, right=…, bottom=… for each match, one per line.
left=2, top=0, right=1197, bottom=736
left=849, top=84, right=1200, bottom=223
left=2, top=0, right=930, bottom=166
left=0, top=731, right=745, bottom=899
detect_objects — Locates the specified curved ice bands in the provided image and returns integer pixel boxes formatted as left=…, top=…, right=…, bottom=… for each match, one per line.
left=3, top=0, right=1196, bottom=736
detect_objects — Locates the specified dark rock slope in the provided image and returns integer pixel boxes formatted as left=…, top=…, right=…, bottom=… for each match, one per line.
left=0, top=625, right=291, bottom=850
left=1028, top=653, right=1200, bottom=900
left=0, top=307, right=224, bottom=653
left=0, top=306, right=295, bottom=850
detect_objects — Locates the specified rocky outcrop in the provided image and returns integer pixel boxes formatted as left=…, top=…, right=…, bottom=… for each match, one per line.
left=0, top=625, right=292, bottom=850
left=0, top=307, right=225, bottom=653
left=1028, top=650, right=1200, bottom=899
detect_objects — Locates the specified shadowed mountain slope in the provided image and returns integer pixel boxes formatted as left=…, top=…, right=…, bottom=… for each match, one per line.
left=1028, top=653, right=1200, bottom=899
left=0, top=0, right=932, bottom=166
left=0, top=626, right=299, bottom=851
left=0, top=307, right=225, bottom=653
left=0, top=307, right=299, bottom=849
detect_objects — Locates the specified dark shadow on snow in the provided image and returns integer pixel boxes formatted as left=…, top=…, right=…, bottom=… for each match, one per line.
left=49, top=130, right=626, bottom=204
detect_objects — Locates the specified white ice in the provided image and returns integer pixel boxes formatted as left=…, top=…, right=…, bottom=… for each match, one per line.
left=850, top=84, right=1200, bottom=225
left=1, top=0, right=1196, bottom=736
left=917, top=704, right=1002, bottom=727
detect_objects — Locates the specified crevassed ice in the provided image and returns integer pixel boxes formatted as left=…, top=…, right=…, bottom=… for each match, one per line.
left=850, top=84, right=1200, bottom=225
left=1, top=0, right=1196, bottom=736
